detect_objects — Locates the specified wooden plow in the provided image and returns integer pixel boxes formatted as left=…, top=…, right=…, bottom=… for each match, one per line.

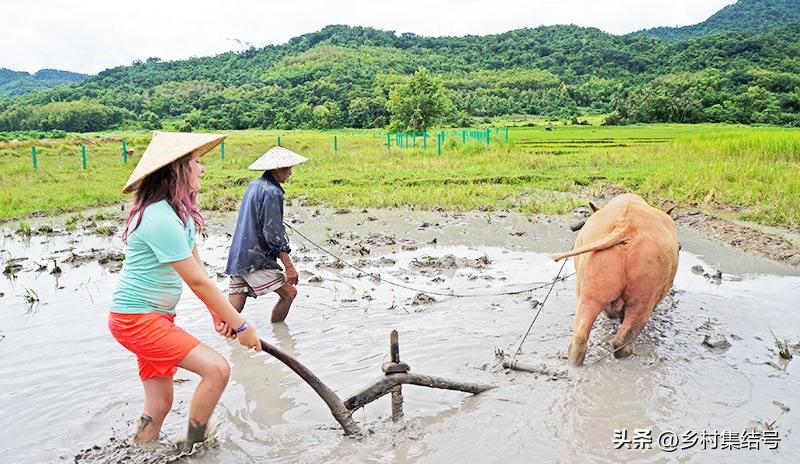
left=259, top=330, right=494, bottom=436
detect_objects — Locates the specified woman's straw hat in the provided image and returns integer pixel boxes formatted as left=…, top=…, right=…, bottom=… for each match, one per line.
left=248, top=146, right=308, bottom=171
left=122, top=131, right=226, bottom=193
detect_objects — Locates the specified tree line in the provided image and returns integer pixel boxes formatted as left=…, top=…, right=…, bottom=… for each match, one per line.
left=0, top=21, right=798, bottom=132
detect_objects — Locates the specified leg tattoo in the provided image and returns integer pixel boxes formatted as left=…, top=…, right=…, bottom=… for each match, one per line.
left=133, top=414, right=153, bottom=440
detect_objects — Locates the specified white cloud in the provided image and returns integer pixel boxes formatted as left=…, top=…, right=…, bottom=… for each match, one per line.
left=2, top=0, right=736, bottom=74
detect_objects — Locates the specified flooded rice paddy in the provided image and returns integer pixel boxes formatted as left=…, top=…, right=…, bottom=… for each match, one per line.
left=1, top=207, right=798, bottom=463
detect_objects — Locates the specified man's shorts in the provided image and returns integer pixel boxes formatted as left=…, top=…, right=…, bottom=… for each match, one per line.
left=108, top=312, right=200, bottom=381
left=228, top=269, right=286, bottom=298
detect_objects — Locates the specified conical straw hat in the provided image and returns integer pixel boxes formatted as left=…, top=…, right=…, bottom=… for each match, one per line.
left=248, top=146, right=308, bottom=171
left=122, top=131, right=226, bottom=193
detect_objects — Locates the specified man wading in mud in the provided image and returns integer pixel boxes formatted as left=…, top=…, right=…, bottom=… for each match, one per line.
left=109, top=131, right=261, bottom=452
left=222, top=146, right=308, bottom=328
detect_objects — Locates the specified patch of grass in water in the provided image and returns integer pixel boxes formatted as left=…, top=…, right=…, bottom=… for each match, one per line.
left=18, top=220, right=31, bottom=236
left=65, top=214, right=83, bottom=231
left=95, top=225, right=117, bottom=236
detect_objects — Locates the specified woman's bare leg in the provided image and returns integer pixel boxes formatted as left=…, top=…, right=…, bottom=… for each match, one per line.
left=176, top=343, right=231, bottom=449
left=134, top=376, right=174, bottom=443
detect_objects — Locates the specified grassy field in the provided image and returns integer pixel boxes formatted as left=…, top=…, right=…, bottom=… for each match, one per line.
left=0, top=124, right=798, bottom=230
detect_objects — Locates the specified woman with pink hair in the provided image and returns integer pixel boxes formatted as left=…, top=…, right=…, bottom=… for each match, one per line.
left=109, top=132, right=261, bottom=451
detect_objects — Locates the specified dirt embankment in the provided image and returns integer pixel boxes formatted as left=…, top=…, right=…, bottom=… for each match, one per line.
left=3, top=188, right=799, bottom=269
left=580, top=184, right=800, bottom=268
left=672, top=210, right=800, bottom=268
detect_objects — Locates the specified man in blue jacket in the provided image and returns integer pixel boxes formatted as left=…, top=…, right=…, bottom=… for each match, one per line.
left=225, top=146, right=308, bottom=323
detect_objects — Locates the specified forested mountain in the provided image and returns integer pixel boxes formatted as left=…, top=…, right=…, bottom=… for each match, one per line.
left=1, top=1, right=798, bottom=131
left=634, top=0, right=800, bottom=41
left=0, top=68, right=88, bottom=97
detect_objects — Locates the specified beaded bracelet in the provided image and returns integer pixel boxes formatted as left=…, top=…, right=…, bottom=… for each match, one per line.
left=234, top=320, right=249, bottom=334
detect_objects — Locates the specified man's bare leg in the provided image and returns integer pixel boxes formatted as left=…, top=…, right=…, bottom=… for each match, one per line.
left=271, top=284, right=297, bottom=322
left=228, top=293, right=247, bottom=313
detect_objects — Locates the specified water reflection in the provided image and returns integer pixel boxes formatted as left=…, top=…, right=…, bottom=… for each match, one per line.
left=230, top=322, right=301, bottom=427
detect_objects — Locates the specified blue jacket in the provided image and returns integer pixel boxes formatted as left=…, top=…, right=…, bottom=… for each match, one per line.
left=225, top=172, right=291, bottom=276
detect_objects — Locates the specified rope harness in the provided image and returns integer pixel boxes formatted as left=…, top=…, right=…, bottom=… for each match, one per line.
left=282, top=222, right=632, bottom=364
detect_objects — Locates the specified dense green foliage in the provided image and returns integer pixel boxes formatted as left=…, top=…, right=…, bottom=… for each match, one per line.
left=635, top=0, right=800, bottom=41
left=0, top=100, right=132, bottom=132
left=0, top=68, right=88, bottom=97
left=1, top=0, right=798, bottom=130
left=0, top=130, right=66, bottom=141
left=387, top=67, right=453, bottom=131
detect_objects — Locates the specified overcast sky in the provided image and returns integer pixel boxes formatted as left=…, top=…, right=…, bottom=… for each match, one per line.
left=4, top=0, right=737, bottom=75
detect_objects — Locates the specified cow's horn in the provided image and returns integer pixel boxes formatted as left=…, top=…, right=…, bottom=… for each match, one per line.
left=589, top=201, right=599, bottom=212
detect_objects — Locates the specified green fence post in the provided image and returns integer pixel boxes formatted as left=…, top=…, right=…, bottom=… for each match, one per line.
left=31, top=146, right=37, bottom=170
left=220, top=141, right=225, bottom=161
left=423, top=131, right=427, bottom=149
left=398, top=133, right=403, bottom=149
left=437, top=133, right=442, bottom=158
left=486, top=128, right=491, bottom=145
left=333, top=135, right=338, bottom=154
left=81, top=144, right=87, bottom=169
left=462, top=130, right=466, bottom=144
left=505, top=126, right=509, bottom=141
left=413, top=132, right=417, bottom=148
left=386, top=133, right=391, bottom=153
left=122, top=140, right=128, bottom=164
left=277, top=136, right=281, bottom=147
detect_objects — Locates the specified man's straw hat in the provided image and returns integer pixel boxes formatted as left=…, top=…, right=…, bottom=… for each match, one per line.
left=248, top=146, right=308, bottom=171
left=122, top=131, right=226, bottom=193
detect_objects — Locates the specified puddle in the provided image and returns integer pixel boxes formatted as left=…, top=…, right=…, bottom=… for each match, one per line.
left=0, top=206, right=798, bottom=463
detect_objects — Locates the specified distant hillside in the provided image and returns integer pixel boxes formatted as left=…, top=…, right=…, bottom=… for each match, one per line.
left=1, top=12, right=799, bottom=131
left=633, top=0, right=800, bottom=41
left=0, top=68, right=89, bottom=97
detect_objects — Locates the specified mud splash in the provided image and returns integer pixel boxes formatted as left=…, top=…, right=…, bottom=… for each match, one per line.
left=74, top=434, right=216, bottom=464
left=1, top=206, right=799, bottom=463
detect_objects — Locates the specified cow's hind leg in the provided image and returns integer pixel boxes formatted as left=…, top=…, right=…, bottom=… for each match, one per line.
left=611, top=299, right=651, bottom=359
left=569, top=298, right=605, bottom=367
left=604, top=296, right=625, bottom=320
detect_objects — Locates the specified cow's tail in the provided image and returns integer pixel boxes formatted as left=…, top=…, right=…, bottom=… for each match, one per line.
left=554, top=226, right=628, bottom=262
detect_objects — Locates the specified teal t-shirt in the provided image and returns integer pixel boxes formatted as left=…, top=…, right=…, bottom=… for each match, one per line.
left=111, top=200, right=196, bottom=315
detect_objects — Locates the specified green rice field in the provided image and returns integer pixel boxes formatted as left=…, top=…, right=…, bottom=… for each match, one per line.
left=0, top=124, right=798, bottom=229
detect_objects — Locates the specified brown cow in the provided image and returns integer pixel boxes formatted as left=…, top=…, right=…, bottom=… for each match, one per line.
left=554, top=193, right=679, bottom=366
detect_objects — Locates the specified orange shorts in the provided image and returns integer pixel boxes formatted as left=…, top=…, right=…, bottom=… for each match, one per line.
left=108, top=312, right=200, bottom=381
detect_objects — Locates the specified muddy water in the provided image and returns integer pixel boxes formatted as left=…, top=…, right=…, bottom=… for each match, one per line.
left=1, top=207, right=798, bottom=463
